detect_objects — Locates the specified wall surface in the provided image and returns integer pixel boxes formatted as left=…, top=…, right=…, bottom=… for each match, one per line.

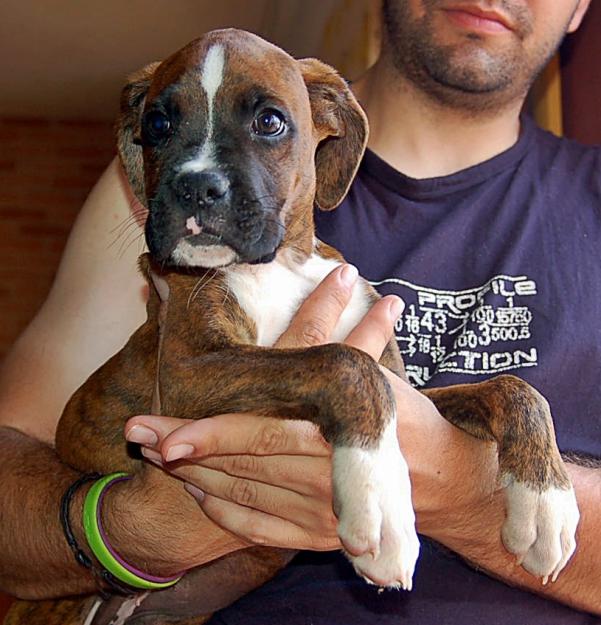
left=0, top=0, right=370, bottom=120
left=561, top=0, right=601, bottom=144
left=0, top=118, right=114, bottom=357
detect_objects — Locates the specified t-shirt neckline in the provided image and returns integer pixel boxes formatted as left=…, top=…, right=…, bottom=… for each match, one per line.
left=361, top=115, right=536, bottom=200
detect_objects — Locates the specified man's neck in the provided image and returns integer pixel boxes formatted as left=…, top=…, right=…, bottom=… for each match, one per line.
left=352, top=54, right=524, bottom=180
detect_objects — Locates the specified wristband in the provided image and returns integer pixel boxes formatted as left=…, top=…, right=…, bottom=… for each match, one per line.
left=61, top=472, right=138, bottom=597
left=82, top=472, right=184, bottom=590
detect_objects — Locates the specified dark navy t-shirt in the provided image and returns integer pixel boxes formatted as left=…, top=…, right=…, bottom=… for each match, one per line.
left=210, top=117, right=601, bottom=624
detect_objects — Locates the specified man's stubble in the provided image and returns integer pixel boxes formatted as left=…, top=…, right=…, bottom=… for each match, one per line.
left=382, top=0, right=571, bottom=114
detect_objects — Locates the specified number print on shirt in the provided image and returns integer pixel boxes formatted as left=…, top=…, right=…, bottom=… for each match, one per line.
left=371, top=275, right=539, bottom=387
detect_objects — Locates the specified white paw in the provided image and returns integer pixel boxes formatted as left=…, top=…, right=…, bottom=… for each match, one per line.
left=501, top=479, right=579, bottom=583
left=332, top=420, right=420, bottom=590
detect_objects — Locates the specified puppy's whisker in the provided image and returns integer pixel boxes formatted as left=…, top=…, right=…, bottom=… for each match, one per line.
left=116, top=230, right=145, bottom=259
left=187, top=277, right=204, bottom=310
left=186, top=269, right=217, bottom=309
left=108, top=217, right=146, bottom=251
left=193, top=269, right=219, bottom=306
left=108, top=224, right=141, bottom=252
left=114, top=221, right=144, bottom=241
left=282, top=206, right=315, bottom=239
left=221, top=284, right=231, bottom=307
left=109, top=212, right=146, bottom=235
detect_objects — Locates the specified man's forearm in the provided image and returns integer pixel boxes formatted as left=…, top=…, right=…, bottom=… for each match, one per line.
left=0, top=426, right=99, bottom=599
left=0, top=425, right=248, bottom=601
left=433, top=462, right=601, bottom=615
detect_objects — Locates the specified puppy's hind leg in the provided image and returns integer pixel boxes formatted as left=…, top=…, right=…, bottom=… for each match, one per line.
left=423, top=375, right=579, bottom=583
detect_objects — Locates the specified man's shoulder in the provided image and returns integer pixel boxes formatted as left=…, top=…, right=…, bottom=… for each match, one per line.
left=527, top=121, right=601, bottom=210
left=529, top=118, right=601, bottom=163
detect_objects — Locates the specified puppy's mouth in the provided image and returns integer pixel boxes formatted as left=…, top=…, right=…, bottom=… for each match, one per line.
left=145, top=185, right=284, bottom=268
left=171, top=238, right=239, bottom=268
left=183, top=218, right=225, bottom=246
left=147, top=212, right=282, bottom=268
left=174, top=219, right=238, bottom=268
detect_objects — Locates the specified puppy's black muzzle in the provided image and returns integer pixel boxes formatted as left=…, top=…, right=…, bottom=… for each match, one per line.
left=145, top=168, right=283, bottom=265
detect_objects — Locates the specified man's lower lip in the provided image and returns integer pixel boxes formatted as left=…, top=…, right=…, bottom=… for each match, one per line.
left=443, top=8, right=510, bottom=34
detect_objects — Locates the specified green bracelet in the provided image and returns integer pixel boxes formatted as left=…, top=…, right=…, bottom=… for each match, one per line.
left=82, top=472, right=184, bottom=591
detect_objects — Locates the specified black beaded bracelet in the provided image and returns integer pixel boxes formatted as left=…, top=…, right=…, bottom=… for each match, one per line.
left=60, top=472, right=137, bottom=597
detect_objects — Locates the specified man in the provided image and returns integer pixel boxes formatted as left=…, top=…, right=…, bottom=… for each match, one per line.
left=0, top=0, right=599, bottom=623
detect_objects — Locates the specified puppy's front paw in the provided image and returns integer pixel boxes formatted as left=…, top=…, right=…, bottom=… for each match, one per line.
left=501, top=478, right=579, bottom=583
left=347, top=504, right=420, bottom=591
left=333, top=421, right=420, bottom=590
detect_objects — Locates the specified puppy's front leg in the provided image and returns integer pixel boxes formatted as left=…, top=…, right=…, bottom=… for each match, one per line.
left=423, top=375, right=579, bottom=582
left=160, top=343, right=420, bottom=590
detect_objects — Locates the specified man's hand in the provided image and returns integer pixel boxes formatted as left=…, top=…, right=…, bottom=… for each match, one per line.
left=125, top=264, right=412, bottom=550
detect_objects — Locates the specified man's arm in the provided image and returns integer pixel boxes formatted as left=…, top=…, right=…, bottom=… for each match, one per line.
left=390, top=372, right=601, bottom=615
left=0, top=159, right=148, bottom=443
left=0, top=425, right=247, bottom=599
left=0, top=426, right=98, bottom=598
left=0, top=159, right=245, bottom=598
left=0, top=158, right=147, bottom=597
left=131, top=280, right=601, bottom=615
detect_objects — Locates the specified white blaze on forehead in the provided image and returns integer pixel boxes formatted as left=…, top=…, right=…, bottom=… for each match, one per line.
left=179, top=44, right=226, bottom=175
left=201, top=44, right=226, bottom=99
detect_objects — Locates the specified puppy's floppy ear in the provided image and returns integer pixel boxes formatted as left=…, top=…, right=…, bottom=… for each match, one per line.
left=298, top=58, right=369, bottom=211
left=115, top=61, right=161, bottom=205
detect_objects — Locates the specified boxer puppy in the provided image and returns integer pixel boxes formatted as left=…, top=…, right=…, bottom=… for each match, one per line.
left=5, top=28, right=579, bottom=625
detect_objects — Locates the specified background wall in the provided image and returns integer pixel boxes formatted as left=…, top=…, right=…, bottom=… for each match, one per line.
left=561, top=0, right=601, bottom=144
left=0, top=119, right=113, bottom=356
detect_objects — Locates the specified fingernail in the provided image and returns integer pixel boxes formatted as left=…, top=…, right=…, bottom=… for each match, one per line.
left=141, top=447, right=163, bottom=464
left=339, top=264, right=358, bottom=288
left=388, top=296, right=405, bottom=321
left=126, top=425, right=158, bottom=447
left=184, top=483, right=205, bottom=503
left=165, top=443, right=195, bottom=462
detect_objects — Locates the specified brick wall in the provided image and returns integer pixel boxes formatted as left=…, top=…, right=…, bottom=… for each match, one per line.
left=0, top=118, right=115, bottom=358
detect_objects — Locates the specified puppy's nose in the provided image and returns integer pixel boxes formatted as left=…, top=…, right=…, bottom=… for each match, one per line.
left=175, top=170, right=230, bottom=208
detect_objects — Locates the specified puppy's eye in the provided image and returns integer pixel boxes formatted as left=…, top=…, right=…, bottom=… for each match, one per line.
left=144, top=111, right=171, bottom=140
left=252, top=109, right=286, bottom=137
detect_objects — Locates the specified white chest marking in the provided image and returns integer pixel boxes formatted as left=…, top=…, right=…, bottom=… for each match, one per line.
left=225, top=253, right=371, bottom=346
left=179, top=44, right=225, bottom=174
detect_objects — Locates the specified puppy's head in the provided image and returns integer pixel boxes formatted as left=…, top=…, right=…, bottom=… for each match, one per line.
left=118, top=29, right=367, bottom=268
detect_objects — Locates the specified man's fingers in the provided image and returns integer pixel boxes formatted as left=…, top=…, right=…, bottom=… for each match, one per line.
left=170, top=463, right=322, bottom=527
left=193, top=491, right=340, bottom=551
left=344, top=295, right=404, bottom=361
left=126, top=414, right=330, bottom=462
left=275, top=264, right=358, bottom=348
left=198, top=453, right=333, bottom=498
left=125, top=415, right=193, bottom=448
left=138, top=455, right=338, bottom=544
